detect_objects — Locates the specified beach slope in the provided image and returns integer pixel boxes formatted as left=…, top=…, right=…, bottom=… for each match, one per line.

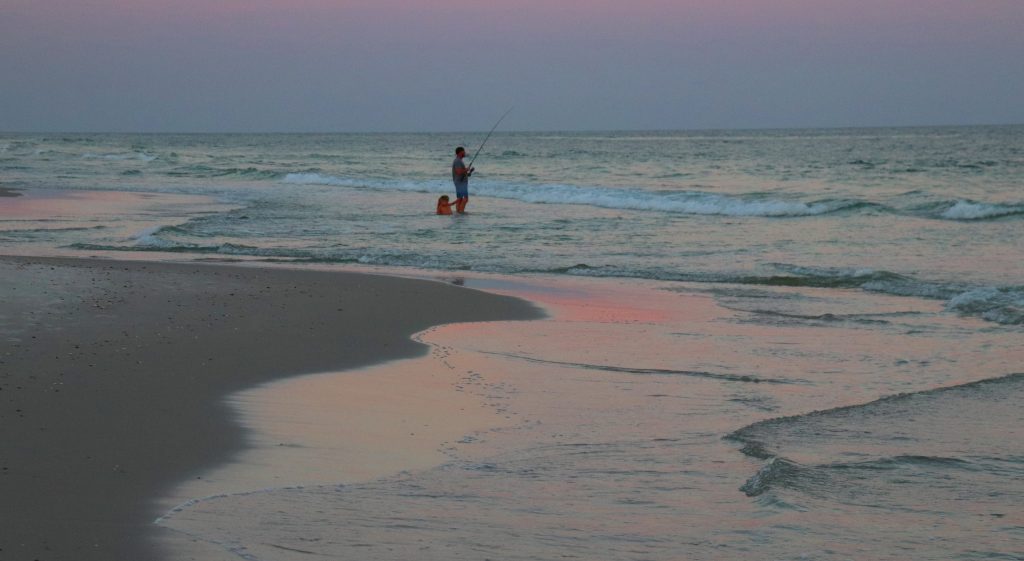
left=0, top=256, right=540, bottom=561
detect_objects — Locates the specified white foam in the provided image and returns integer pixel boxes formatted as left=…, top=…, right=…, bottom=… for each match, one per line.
left=946, top=286, right=1024, bottom=325
left=130, top=225, right=177, bottom=248
left=948, top=287, right=1001, bottom=310
left=83, top=152, right=157, bottom=162
left=282, top=172, right=360, bottom=187
left=281, top=173, right=850, bottom=217
left=941, top=200, right=1023, bottom=220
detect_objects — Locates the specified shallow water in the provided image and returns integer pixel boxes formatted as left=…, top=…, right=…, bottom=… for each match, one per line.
left=156, top=275, right=1024, bottom=560
left=2, top=127, right=1023, bottom=325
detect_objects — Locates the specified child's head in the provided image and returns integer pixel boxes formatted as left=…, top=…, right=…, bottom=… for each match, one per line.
left=436, top=195, right=452, bottom=215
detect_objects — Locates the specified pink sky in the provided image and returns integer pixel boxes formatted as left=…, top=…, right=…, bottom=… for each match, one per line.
left=2, top=0, right=1022, bottom=131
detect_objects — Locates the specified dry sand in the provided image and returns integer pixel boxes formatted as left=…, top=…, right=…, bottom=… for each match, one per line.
left=0, top=256, right=541, bottom=561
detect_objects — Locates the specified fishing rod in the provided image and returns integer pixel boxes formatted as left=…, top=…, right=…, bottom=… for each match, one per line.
left=467, top=106, right=514, bottom=171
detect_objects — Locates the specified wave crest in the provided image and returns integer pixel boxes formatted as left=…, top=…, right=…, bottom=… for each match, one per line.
left=281, top=173, right=862, bottom=218
left=947, top=287, right=1024, bottom=325
left=728, top=373, right=1024, bottom=497
left=939, top=200, right=1024, bottom=220
left=82, top=152, right=157, bottom=162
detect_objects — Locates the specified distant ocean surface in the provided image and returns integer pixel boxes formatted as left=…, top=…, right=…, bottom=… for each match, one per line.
left=2, top=126, right=1022, bottom=325
left=4, top=127, right=1024, bottom=560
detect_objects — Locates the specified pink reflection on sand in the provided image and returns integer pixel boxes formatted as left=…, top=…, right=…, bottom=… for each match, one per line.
left=1, top=189, right=201, bottom=219
left=160, top=270, right=1024, bottom=559
left=1, top=189, right=237, bottom=259
left=165, top=331, right=522, bottom=504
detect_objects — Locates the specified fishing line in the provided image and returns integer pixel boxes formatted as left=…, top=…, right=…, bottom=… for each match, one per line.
left=468, top=106, right=514, bottom=170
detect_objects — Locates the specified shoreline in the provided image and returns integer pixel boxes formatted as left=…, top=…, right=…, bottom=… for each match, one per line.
left=154, top=269, right=1024, bottom=560
left=0, top=255, right=542, bottom=561
left=5, top=253, right=1022, bottom=560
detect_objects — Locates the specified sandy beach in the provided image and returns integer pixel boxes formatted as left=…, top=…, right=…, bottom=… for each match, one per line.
left=151, top=272, right=1024, bottom=560
left=4, top=256, right=1023, bottom=560
left=0, top=256, right=541, bottom=561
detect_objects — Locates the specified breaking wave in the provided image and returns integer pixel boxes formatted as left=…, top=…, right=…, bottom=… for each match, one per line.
left=82, top=152, right=157, bottom=162
left=738, top=456, right=801, bottom=497
left=946, top=287, right=1024, bottom=325
left=281, top=173, right=866, bottom=217
left=938, top=200, right=1024, bottom=220
left=283, top=173, right=1024, bottom=222
left=166, top=165, right=284, bottom=179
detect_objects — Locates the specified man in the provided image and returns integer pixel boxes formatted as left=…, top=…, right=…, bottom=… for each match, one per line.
left=451, top=146, right=474, bottom=214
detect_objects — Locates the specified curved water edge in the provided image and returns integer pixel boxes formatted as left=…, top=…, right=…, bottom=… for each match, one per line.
left=728, top=372, right=1024, bottom=444
left=149, top=269, right=1024, bottom=561
left=728, top=373, right=1024, bottom=497
left=480, top=351, right=804, bottom=384
left=65, top=228, right=1024, bottom=326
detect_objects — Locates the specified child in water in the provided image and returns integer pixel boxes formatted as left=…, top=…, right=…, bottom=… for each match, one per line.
left=436, top=195, right=454, bottom=215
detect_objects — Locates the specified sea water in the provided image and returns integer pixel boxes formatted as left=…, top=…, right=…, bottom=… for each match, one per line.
left=150, top=275, right=1022, bottom=561
left=2, top=127, right=1022, bottom=559
left=2, top=128, right=1023, bottom=316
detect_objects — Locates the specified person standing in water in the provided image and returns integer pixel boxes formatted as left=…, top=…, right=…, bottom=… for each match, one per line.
left=451, top=146, right=474, bottom=214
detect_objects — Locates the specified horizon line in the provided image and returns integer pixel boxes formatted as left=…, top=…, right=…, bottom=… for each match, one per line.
left=2, top=122, right=1022, bottom=136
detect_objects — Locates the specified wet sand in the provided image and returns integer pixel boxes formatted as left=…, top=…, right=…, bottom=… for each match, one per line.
left=0, top=256, right=541, bottom=561
left=155, top=275, right=1024, bottom=561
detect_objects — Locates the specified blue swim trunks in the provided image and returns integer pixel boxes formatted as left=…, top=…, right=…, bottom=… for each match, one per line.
left=452, top=156, right=469, bottom=198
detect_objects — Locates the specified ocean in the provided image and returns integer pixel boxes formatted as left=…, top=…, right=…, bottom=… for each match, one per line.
left=2, top=127, right=1023, bottom=324
left=2, top=127, right=1023, bottom=559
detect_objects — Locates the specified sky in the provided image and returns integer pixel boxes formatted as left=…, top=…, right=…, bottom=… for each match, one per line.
left=1, top=0, right=1022, bottom=132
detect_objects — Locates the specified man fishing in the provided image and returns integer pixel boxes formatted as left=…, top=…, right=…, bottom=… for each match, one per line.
left=443, top=107, right=512, bottom=215
left=451, top=146, right=473, bottom=214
